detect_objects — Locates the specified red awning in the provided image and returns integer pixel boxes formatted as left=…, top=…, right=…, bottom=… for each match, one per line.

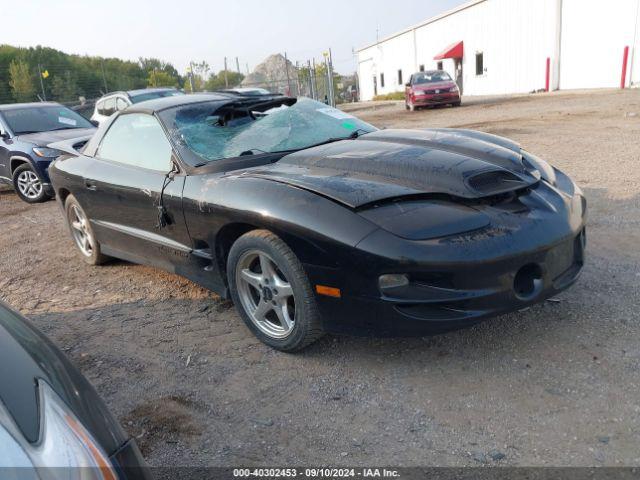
left=433, top=41, right=464, bottom=60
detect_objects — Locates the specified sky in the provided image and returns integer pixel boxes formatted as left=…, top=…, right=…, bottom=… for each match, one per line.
left=2, top=0, right=467, bottom=75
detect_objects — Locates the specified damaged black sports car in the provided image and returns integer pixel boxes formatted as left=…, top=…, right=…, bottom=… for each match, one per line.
left=48, top=93, right=586, bottom=351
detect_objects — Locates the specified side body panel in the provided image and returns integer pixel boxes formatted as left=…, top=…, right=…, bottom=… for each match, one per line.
left=181, top=174, right=379, bottom=299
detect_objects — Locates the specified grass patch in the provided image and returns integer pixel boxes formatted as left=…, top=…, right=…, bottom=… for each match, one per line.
left=373, top=91, right=406, bottom=101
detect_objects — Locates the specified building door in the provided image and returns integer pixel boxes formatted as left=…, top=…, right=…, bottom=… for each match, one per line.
left=454, top=58, right=463, bottom=94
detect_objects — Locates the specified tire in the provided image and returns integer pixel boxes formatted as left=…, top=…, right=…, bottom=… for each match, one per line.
left=227, top=229, right=324, bottom=352
left=64, top=194, right=109, bottom=265
left=452, top=101, right=462, bottom=107
left=12, top=164, right=51, bottom=204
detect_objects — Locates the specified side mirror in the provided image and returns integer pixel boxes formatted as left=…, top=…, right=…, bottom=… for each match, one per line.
left=90, top=120, right=99, bottom=127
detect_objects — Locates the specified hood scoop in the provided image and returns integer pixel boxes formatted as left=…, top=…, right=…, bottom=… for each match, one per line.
left=243, top=128, right=539, bottom=208
left=467, top=169, right=536, bottom=196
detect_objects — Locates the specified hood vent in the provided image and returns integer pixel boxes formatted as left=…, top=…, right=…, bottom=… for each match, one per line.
left=468, top=170, right=528, bottom=195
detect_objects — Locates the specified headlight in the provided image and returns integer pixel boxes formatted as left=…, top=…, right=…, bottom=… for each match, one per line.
left=522, top=150, right=556, bottom=185
left=379, top=274, right=410, bottom=291
left=449, top=86, right=459, bottom=92
left=33, top=147, right=63, bottom=158
left=413, top=90, right=425, bottom=96
left=0, top=381, right=117, bottom=479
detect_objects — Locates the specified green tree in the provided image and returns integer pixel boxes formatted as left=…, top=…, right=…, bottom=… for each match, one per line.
left=140, top=57, right=181, bottom=87
left=204, top=70, right=244, bottom=91
left=50, top=71, right=81, bottom=102
left=9, top=59, right=35, bottom=102
left=147, top=69, right=178, bottom=87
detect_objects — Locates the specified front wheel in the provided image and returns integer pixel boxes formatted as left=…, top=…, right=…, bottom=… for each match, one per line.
left=12, top=164, right=51, bottom=203
left=227, top=230, right=324, bottom=352
left=64, top=195, right=109, bottom=265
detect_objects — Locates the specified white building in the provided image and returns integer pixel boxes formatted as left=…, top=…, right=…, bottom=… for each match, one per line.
left=356, top=0, right=640, bottom=101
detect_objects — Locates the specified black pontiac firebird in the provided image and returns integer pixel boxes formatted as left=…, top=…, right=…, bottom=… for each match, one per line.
left=48, top=93, right=586, bottom=351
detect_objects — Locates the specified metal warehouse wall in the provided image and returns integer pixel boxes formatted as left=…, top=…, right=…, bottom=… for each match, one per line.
left=357, top=0, right=640, bottom=101
left=560, top=0, right=640, bottom=89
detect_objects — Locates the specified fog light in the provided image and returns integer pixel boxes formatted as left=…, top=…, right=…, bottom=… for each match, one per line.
left=379, top=274, right=410, bottom=291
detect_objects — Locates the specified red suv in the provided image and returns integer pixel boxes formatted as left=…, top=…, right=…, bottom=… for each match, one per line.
left=405, top=70, right=461, bottom=111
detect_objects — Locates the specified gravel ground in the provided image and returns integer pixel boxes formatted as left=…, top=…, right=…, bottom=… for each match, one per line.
left=1, top=89, right=639, bottom=467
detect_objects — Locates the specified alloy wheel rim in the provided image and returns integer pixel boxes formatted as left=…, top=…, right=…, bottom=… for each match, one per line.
left=235, top=250, right=296, bottom=339
left=16, top=170, right=42, bottom=199
left=69, top=205, right=94, bottom=257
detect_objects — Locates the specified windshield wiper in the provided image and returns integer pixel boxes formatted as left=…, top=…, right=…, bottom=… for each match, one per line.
left=15, top=130, right=41, bottom=135
left=298, top=129, right=369, bottom=150
left=48, top=126, right=83, bottom=132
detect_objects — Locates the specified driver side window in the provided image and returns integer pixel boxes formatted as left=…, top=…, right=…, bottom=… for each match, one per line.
left=97, top=113, right=172, bottom=172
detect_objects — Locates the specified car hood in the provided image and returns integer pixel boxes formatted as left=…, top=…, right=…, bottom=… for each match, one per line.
left=242, top=128, right=540, bottom=209
left=16, top=127, right=96, bottom=146
left=412, top=81, right=456, bottom=91
left=0, top=302, right=126, bottom=453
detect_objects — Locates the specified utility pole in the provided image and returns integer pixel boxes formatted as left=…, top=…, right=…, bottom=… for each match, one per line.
left=323, top=52, right=333, bottom=106
left=101, top=60, right=108, bottom=93
left=224, top=57, right=229, bottom=88
left=235, top=57, right=241, bottom=74
left=312, top=58, right=319, bottom=101
left=37, top=64, right=46, bottom=101
left=284, top=52, right=292, bottom=96
left=307, top=60, right=314, bottom=100
left=328, top=48, right=336, bottom=107
left=295, top=61, right=302, bottom=97
left=188, top=61, right=195, bottom=92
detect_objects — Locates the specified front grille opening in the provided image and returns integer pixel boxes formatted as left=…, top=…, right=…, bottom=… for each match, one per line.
left=410, top=272, right=455, bottom=290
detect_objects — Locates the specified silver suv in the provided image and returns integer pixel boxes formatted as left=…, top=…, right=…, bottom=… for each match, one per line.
left=90, top=87, right=183, bottom=125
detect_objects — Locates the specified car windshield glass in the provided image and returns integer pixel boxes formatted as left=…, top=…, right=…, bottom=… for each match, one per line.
left=160, top=97, right=377, bottom=164
left=130, top=90, right=184, bottom=104
left=413, top=71, right=452, bottom=84
left=2, top=105, right=93, bottom=134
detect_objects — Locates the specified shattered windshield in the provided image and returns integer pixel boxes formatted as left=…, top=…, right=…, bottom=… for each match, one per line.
left=160, top=97, right=377, bottom=164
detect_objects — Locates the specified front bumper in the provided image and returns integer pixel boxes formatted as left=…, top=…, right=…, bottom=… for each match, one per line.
left=311, top=228, right=585, bottom=336
left=412, top=92, right=460, bottom=106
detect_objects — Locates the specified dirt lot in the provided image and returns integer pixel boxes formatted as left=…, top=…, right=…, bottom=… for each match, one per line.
left=1, top=89, right=639, bottom=467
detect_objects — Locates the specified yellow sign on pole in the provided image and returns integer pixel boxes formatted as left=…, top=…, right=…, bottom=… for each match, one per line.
left=42, top=70, right=49, bottom=79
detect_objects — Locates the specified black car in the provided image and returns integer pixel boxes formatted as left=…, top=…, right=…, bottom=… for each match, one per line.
left=48, top=93, right=586, bottom=351
left=0, top=301, right=150, bottom=478
left=0, top=102, right=95, bottom=203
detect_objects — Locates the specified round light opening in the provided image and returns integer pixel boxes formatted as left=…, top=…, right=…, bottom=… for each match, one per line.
left=513, top=264, right=543, bottom=301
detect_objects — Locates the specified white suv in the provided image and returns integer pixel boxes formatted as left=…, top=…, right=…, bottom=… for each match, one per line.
left=90, top=88, right=183, bottom=125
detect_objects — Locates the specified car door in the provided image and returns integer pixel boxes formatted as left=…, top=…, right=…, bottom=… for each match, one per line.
left=81, top=112, right=191, bottom=270
left=0, top=116, right=12, bottom=182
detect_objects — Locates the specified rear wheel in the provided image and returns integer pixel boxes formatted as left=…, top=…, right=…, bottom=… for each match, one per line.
left=64, top=195, right=109, bottom=265
left=12, top=164, right=51, bottom=203
left=227, top=230, right=324, bottom=352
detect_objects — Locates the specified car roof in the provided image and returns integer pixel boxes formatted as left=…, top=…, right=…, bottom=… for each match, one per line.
left=125, top=92, right=278, bottom=114
left=0, top=102, right=63, bottom=111
left=99, top=87, right=179, bottom=100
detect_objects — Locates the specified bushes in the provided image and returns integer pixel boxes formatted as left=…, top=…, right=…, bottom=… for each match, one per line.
left=373, top=91, right=406, bottom=101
